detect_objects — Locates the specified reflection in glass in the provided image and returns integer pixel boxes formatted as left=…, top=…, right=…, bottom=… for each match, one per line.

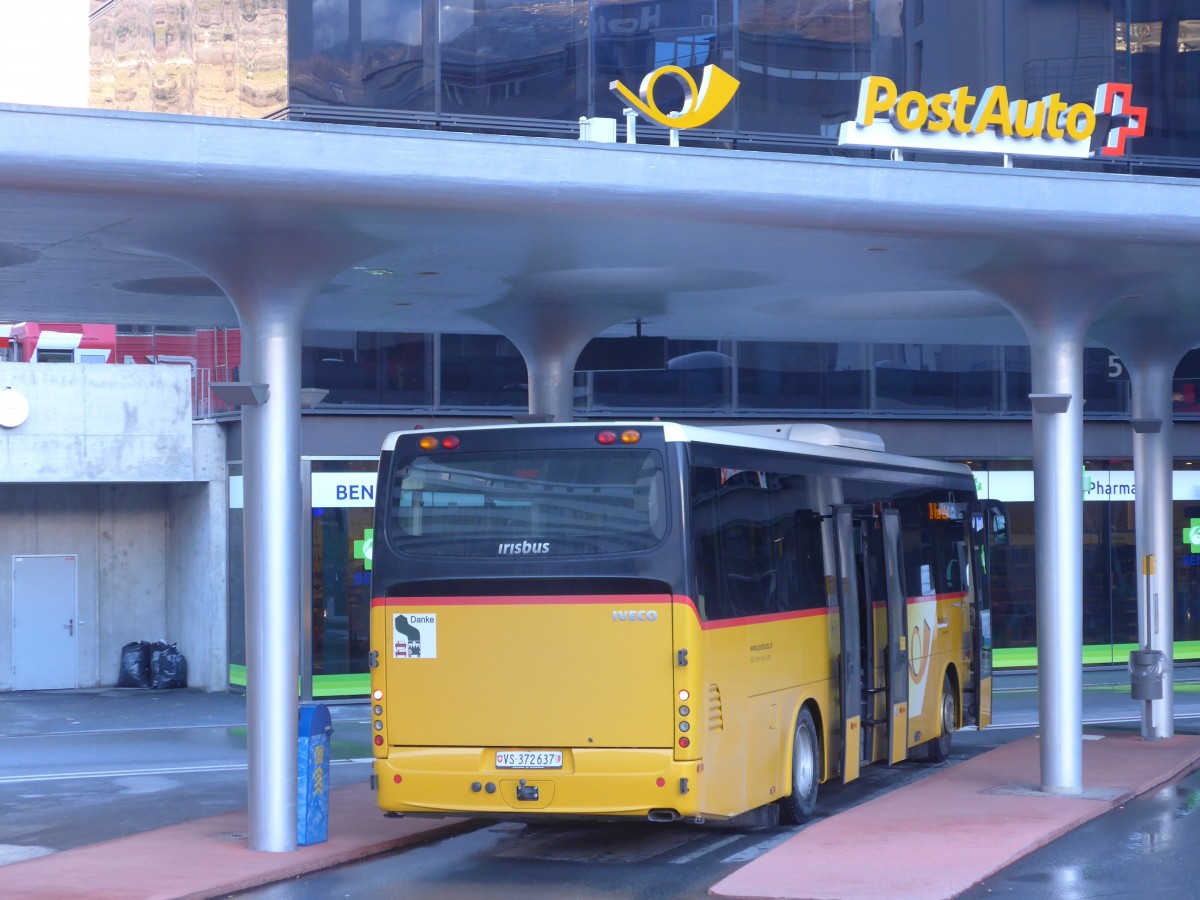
left=738, top=341, right=867, bottom=411
left=439, top=0, right=589, bottom=119
left=874, top=344, right=1002, bottom=412
left=290, top=0, right=437, bottom=110
left=302, top=330, right=432, bottom=406
left=737, top=0, right=895, bottom=137
left=593, top=0, right=732, bottom=128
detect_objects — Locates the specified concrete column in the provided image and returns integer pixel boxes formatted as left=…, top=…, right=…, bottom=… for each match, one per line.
left=238, top=300, right=305, bottom=850
left=473, top=293, right=666, bottom=423
left=1027, top=327, right=1084, bottom=793
left=969, top=257, right=1136, bottom=795
left=145, top=216, right=382, bottom=852
left=1092, top=296, right=1200, bottom=741
left=1130, top=363, right=1175, bottom=739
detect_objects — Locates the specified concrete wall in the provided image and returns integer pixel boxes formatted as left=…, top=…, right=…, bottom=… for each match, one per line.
left=167, top=422, right=228, bottom=691
left=0, top=361, right=193, bottom=481
left=0, top=364, right=227, bottom=691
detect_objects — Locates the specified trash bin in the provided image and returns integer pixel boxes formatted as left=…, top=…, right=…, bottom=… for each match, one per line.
left=1129, top=649, right=1166, bottom=701
left=297, top=703, right=333, bottom=846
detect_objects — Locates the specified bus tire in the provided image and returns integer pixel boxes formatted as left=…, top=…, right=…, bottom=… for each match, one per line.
left=779, top=708, right=819, bottom=824
left=926, top=672, right=956, bottom=763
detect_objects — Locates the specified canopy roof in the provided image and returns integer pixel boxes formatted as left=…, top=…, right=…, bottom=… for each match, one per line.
left=2, top=103, right=1197, bottom=351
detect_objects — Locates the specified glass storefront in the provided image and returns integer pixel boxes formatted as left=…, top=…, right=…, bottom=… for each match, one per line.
left=275, top=0, right=1200, bottom=170
left=977, top=462, right=1200, bottom=669
left=227, top=455, right=1200, bottom=694
left=307, top=459, right=376, bottom=696
left=227, top=459, right=376, bottom=696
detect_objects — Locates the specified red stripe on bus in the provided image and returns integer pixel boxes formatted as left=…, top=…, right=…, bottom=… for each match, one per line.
left=372, top=592, right=828, bottom=629
left=371, top=594, right=670, bottom=608
left=699, top=607, right=828, bottom=630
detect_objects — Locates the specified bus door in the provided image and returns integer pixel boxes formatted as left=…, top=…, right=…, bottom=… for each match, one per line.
left=967, top=500, right=1000, bottom=729
left=880, top=510, right=909, bottom=764
left=832, top=506, right=863, bottom=783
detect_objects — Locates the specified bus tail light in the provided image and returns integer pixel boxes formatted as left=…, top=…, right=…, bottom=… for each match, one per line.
left=596, top=429, right=642, bottom=445
left=372, top=688, right=385, bottom=748
left=418, top=434, right=461, bottom=450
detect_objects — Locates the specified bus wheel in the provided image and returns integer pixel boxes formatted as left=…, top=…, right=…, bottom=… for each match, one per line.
left=927, top=673, right=956, bottom=763
left=779, top=708, right=819, bottom=824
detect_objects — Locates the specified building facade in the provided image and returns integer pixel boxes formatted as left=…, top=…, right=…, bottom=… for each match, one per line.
left=81, top=0, right=1200, bottom=696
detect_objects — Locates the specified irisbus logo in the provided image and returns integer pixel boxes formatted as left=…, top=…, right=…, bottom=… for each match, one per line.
left=613, top=610, right=659, bottom=621
left=497, top=541, right=550, bottom=555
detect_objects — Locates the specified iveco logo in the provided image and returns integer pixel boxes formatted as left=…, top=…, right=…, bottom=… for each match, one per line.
left=613, top=610, right=658, bottom=621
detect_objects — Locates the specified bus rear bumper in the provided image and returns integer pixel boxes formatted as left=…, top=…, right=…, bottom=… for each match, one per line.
left=374, top=747, right=705, bottom=819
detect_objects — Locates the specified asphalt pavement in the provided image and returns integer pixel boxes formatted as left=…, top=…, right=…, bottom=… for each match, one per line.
left=2, top=670, right=1200, bottom=899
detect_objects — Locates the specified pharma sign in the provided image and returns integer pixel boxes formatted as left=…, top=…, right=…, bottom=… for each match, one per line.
left=838, top=75, right=1146, bottom=159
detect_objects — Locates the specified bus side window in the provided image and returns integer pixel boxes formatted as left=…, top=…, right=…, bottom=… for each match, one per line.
left=716, top=471, right=776, bottom=619
left=690, top=466, right=723, bottom=620
left=789, top=509, right=826, bottom=611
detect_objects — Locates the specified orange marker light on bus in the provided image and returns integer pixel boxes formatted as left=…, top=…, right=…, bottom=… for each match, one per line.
left=418, top=435, right=439, bottom=451
left=620, top=429, right=641, bottom=444
left=596, top=430, right=617, bottom=445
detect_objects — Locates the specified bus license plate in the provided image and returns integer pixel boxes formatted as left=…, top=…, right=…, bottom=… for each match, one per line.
left=496, top=751, right=563, bottom=769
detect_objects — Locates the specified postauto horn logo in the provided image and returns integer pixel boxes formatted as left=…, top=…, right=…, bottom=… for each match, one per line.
left=610, top=64, right=739, bottom=130
left=838, top=75, right=1147, bottom=160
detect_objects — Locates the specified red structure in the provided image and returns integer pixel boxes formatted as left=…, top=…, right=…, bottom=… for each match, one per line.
left=2, top=323, right=241, bottom=416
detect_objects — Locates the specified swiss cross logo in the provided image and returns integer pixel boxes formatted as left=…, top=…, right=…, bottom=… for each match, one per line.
left=1095, top=83, right=1147, bottom=157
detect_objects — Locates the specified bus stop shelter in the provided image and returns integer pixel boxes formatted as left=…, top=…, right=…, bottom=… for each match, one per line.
left=1, top=102, right=1199, bottom=848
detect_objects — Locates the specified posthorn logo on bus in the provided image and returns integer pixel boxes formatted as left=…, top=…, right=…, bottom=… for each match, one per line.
left=838, top=75, right=1147, bottom=159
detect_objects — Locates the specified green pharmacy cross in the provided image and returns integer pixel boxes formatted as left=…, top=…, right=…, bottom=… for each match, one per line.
left=354, top=528, right=373, bottom=571
left=1183, top=519, right=1200, bottom=553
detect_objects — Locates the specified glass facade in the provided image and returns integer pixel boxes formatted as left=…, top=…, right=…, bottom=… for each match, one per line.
left=272, top=0, right=1200, bottom=170
left=90, top=0, right=289, bottom=117
left=231, top=456, right=1200, bottom=693
left=308, top=459, right=376, bottom=694
left=979, top=463, right=1200, bottom=668
left=285, top=330, right=1195, bottom=419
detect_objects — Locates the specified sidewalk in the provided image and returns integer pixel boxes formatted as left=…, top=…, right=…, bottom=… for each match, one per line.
left=2, top=685, right=1200, bottom=899
left=0, top=780, right=473, bottom=900
left=711, top=730, right=1200, bottom=900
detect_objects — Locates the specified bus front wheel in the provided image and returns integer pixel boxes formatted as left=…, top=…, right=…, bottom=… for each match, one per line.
left=779, top=708, right=819, bottom=824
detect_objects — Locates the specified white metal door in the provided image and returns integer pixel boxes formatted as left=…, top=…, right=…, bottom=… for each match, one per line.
left=12, top=555, right=78, bottom=690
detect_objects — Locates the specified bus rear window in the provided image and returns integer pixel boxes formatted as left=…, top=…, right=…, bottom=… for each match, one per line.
left=387, top=448, right=667, bottom=557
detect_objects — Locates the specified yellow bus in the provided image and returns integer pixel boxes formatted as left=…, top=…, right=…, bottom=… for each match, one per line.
left=368, top=421, right=992, bottom=823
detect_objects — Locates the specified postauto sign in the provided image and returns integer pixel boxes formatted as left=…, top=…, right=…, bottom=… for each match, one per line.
left=838, top=75, right=1146, bottom=159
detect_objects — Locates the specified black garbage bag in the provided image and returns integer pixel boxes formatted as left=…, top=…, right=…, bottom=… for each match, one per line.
left=150, top=642, right=188, bottom=690
left=117, top=640, right=152, bottom=688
